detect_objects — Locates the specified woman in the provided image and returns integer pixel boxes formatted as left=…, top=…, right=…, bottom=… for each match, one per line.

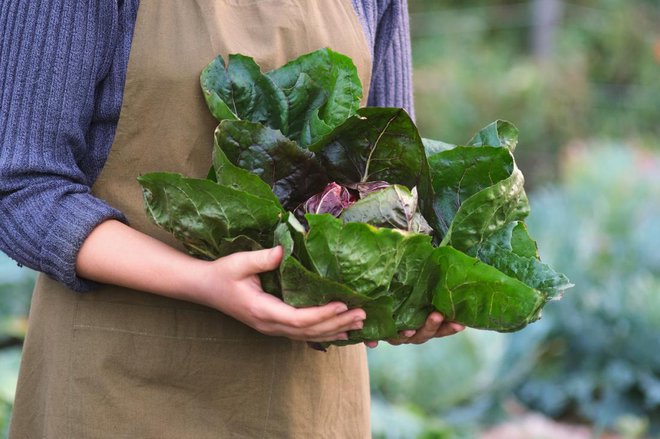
left=0, top=1, right=464, bottom=437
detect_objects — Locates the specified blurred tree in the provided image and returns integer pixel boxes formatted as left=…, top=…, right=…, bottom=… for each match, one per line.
left=407, top=0, right=660, bottom=187
left=531, top=0, right=562, bottom=61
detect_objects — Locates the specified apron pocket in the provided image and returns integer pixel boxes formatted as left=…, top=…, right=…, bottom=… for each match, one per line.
left=68, top=298, right=279, bottom=438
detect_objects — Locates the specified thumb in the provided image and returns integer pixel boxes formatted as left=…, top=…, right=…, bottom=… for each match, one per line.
left=230, top=246, right=283, bottom=277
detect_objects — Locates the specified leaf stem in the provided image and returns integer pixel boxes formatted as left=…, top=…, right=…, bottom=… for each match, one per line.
left=362, top=113, right=398, bottom=182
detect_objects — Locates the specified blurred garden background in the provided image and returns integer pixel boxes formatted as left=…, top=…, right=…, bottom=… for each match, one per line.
left=1, top=0, right=659, bottom=437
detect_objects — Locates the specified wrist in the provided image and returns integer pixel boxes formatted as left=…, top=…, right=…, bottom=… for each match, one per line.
left=175, top=257, right=217, bottom=307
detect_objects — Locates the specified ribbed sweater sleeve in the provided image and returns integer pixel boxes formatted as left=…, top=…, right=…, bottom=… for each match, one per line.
left=353, top=0, right=415, bottom=118
left=0, top=0, right=136, bottom=291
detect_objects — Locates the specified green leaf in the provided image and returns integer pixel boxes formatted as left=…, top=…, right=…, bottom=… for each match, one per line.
left=510, top=222, right=539, bottom=258
left=312, top=108, right=425, bottom=185
left=303, top=214, right=404, bottom=298
left=429, top=146, right=530, bottom=253
left=212, top=141, right=282, bottom=207
left=340, top=185, right=432, bottom=234
left=138, top=173, right=283, bottom=258
left=312, top=107, right=440, bottom=239
left=431, top=246, right=545, bottom=332
left=390, top=234, right=436, bottom=330
left=214, top=120, right=328, bottom=210
left=477, top=222, right=573, bottom=301
left=348, top=296, right=397, bottom=342
left=200, top=54, right=286, bottom=129
left=429, top=146, right=515, bottom=235
left=280, top=257, right=397, bottom=343
left=446, top=165, right=529, bottom=254
left=267, top=48, right=362, bottom=148
left=422, top=138, right=455, bottom=156
left=467, top=120, right=519, bottom=152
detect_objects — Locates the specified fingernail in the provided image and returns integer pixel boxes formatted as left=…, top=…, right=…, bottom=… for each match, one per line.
left=351, top=321, right=364, bottom=330
left=402, top=330, right=416, bottom=338
left=354, top=312, right=366, bottom=322
left=335, top=305, right=348, bottom=314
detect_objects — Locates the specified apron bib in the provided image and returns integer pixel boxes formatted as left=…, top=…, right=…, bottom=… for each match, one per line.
left=10, top=1, right=373, bottom=437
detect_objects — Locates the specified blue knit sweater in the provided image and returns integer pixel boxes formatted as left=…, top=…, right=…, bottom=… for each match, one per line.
left=0, top=0, right=414, bottom=292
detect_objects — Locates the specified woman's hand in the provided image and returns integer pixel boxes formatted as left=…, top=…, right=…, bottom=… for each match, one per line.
left=76, top=220, right=364, bottom=343
left=364, top=312, right=465, bottom=348
left=194, top=246, right=366, bottom=343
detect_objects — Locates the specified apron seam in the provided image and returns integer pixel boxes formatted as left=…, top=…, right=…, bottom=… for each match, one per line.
left=260, top=350, right=278, bottom=438
left=72, top=323, right=263, bottom=342
left=66, top=297, right=80, bottom=439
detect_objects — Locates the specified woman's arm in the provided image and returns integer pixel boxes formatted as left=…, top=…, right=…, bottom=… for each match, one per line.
left=0, top=0, right=134, bottom=291
left=76, top=220, right=366, bottom=342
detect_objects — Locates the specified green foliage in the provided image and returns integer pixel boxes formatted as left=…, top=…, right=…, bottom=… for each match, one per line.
left=0, top=348, right=21, bottom=438
left=201, top=48, right=362, bottom=148
left=138, top=172, right=285, bottom=259
left=142, top=49, right=571, bottom=341
left=369, top=330, right=510, bottom=436
left=0, top=256, right=33, bottom=344
left=409, top=0, right=660, bottom=186
left=0, top=400, right=10, bottom=439
left=0, top=254, right=35, bottom=438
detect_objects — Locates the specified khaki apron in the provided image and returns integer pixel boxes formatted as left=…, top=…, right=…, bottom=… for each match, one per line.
left=10, top=1, right=373, bottom=437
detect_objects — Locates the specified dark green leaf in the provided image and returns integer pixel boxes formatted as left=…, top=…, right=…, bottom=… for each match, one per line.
left=467, top=120, right=519, bottom=151
left=304, top=214, right=404, bottom=298
left=428, top=146, right=514, bottom=235
left=267, top=48, right=362, bottom=148
left=346, top=296, right=397, bottom=343
left=510, top=222, right=539, bottom=259
left=311, top=108, right=425, bottom=185
left=273, top=221, right=295, bottom=259
left=431, top=246, right=545, bottom=332
left=477, top=223, right=573, bottom=301
left=279, top=257, right=397, bottom=343
left=212, top=141, right=282, bottom=207
left=312, top=107, right=440, bottom=239
left=422, top=138, right=455, bottom=156
left=445, top=164, right=529, bottom=255
left=214, top=120, right=328, bottom=210
left=200, top=54, right=286, bottom=129
left=430, top=146, right=530, bottom=253
left=138, top=173, right=283, bottom=258
left=390, top=234, right=436, bottom=330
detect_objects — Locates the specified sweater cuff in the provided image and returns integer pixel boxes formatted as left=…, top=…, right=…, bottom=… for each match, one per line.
left=40, top=193, right=127, bottom=292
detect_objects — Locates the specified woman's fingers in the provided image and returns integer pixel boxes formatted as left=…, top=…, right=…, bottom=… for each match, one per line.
left=398, top=312, right=465, bottom=345
left=435, top=322, right=465, bottom=338
left=268, top=307, right=366, bottom=341
left=224, top=246, right=284, bottom=277
left=248, top=294, right=365, bottom=340
left=401, top=312, right=443, bottom=344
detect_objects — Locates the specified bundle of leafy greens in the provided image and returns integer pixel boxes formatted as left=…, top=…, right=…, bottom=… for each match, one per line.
left=138, top=48, right=572, bottom=345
